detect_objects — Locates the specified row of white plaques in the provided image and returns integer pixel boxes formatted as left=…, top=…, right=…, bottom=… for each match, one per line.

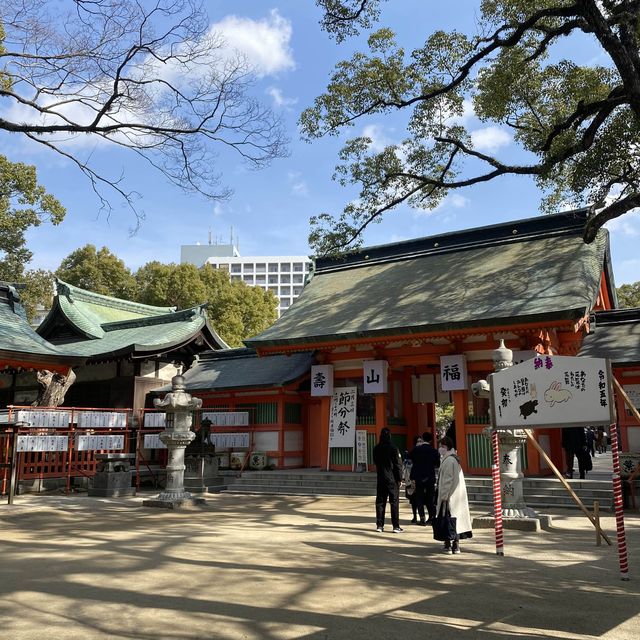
left=16, top=435, right=125, bottom=452
left=15, top=410, right=127, bottom=429
left=143, top=432, right=250, bottom=449
left=143, top=411, right=250, bottom=428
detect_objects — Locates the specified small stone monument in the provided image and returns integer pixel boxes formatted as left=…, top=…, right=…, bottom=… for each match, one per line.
left=89, top=453, right=135, bottom=497
left=143, top=375, right=205, bottom=509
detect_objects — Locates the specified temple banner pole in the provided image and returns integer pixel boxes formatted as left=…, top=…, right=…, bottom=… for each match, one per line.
left=609, top=422, right=630, bottom=580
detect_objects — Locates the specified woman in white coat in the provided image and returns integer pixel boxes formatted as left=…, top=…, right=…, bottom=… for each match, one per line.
left=436, top=436, right=472, bottom=554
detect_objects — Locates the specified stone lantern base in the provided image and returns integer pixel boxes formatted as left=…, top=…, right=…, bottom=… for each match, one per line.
left=142, top=495, right=206, bottom=510
left=472, top=514, right=553, bottom=532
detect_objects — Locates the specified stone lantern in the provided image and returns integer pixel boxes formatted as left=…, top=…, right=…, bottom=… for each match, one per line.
left=143, top=375, right=204, bottom=509
left=492, top=340, right=537, bottom=519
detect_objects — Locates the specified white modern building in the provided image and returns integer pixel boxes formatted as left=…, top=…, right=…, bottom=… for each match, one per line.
left=181, top=244, right=313, bottom=315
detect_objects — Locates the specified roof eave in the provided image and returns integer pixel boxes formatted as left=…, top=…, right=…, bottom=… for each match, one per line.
left=246, top=309, right=586, bottom=350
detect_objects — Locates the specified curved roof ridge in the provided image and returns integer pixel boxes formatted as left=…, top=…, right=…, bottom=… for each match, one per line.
left=101, top=304, right=209, bottom=331
left=55, top=279, right=177, bottom=316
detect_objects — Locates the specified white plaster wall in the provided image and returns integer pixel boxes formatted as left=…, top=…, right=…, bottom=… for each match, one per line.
left=284, top=430, right=303, bottom=452
left=253, top=431, right=278, bottom=451
left=158, top=362, right=180, bottom=380
left=628, top=427, right=640, bottom=452
left=283, top=456, right=303, bottom=467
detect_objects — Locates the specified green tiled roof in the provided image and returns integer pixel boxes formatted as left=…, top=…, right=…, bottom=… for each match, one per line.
left=38, top=281, right=227, bottom=358
left=579, top=309, right=640, bottom=366
left=246, top=211, right=611, bottom=349
left=58, top=306, right=220, bottom=358
left=154, top=348, right=313, bottom=392
left=51, top=279, right=176, bottom=339
left=0, top=284, right=84, bottom=366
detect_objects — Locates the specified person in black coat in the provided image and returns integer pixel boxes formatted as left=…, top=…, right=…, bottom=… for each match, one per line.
left=561, top=427, right=589, bottom=479
left=409, top=431, right=440, bottom=525
left=373, top=427, right=403, bottom=533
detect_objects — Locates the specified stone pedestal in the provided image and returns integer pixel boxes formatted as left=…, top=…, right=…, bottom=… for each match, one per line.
left=89, top=453, right=135, bottom=497
left=498, top=430, right=537, bottom=518
left=143, top=375, right=206, bottom=510
left=184, top=455, right=223, bottom=493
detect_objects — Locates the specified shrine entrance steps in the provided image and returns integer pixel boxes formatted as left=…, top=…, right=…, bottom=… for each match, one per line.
left=219, top=470, right=614, bottom=510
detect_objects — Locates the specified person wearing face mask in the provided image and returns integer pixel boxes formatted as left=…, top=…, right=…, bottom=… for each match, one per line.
left=435, top=436, right=472, bottom=554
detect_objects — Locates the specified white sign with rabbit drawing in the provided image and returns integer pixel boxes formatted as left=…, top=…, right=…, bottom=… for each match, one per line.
left=489, top=355, right=615, bottom=428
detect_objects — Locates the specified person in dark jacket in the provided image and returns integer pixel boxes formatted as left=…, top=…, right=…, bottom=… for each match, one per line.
left=409, top=431, right=440, bottom=525
left=561, top=427, right=589, bottom=479
left=373, top=427, right=403, bottom=533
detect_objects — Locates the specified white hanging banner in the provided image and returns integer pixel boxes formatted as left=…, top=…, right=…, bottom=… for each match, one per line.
left=623, top=384, right=640, bottom=409
left=356, top=430, right=368, bottom=464
left=363, top=360, right=388, bottom=394
left=311, top=365, right=334, bottom=396
left=209, top=432, right=250, bottom=449
left=16, top=435, right=68, bottom=452
left=144, top=413, right=166, bottom=428
left=329, top=387, right=357, bottom=448
left=76, top=411, right=127, bottom=429
left=202, top=412, right=250, bottom=426
left=411, top=374, right=436, bottom=403
left=16, top=410, right=71, bottom=428
left=436, top=376, right=452, bottom=404
left=144, top=434, right=166, bottom=449
left=440, top=355, right=468, bottom=391
left=76, top=435, right=125, bottom=451
left=490, top=355, right=616, bottom=428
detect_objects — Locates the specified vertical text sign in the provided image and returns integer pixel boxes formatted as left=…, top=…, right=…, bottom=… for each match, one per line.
left=363, top=360, right=388, bottom=394
left=440, top=355, right=468, bottom=391
left=356, top=429, right=368, bottom=464
left=329, top=387, right=357, bottom=448
left=311, top=365, right=334, bottom=396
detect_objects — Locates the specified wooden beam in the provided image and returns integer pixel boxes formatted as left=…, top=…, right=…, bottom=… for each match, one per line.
left=524, top=429, right=611, bottom=546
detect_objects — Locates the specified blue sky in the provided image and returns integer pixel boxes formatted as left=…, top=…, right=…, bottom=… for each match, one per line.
left=5, top=1, right=639, bottom=285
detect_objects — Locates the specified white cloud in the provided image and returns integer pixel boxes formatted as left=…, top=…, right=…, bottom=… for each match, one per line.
left=362, top=124, right=392, bottom=153
left=213, top=10, right=295, bottom=77
left=445, top=98, right=475, bottom=126
left=470, top=126, right=512, bottom=152
left=412, top=193, right=469, bottom=218
left=605, top=212, right=640, bottom=237
left=287, top=171, right=308, bottom=197
left=449, top=193, right=469, bottom=208
left=213, top=203, right=224, bottom=216
left=267, top=87, right=298, bottom=109
left=615, top=258, right=640, bottom=286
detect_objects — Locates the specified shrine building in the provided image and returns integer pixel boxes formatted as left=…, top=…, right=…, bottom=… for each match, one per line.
left=177, top=208, right=618, bottom=475
left=35, top=280, right=227, bottom=411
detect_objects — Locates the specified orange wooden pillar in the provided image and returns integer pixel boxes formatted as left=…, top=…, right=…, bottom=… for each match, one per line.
left=320, top=396, right=331, bottom=470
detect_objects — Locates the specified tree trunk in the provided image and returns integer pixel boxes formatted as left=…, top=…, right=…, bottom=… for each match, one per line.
left=32, top=369, right=76, bottom=407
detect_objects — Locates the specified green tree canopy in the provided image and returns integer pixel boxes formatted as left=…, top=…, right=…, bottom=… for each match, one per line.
left=617, top=282, right=640, bottom=308
left=0, top=155, right=65, bottom=281
left=56, top=245, right=137, bottom=300
left=18, top=269, right=55, bottom=323
left=136, top=262, right=278, bottom=347
left=305, top=1, right=640, bottom=255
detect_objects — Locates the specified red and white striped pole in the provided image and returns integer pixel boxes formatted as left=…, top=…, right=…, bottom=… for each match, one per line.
left=491, top=428, right=504, bottom=556
left=609, top=424, right=629, bottom=580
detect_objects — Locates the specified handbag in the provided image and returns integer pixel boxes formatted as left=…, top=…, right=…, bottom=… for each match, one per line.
left=432, top=502, right=457, bottom=542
